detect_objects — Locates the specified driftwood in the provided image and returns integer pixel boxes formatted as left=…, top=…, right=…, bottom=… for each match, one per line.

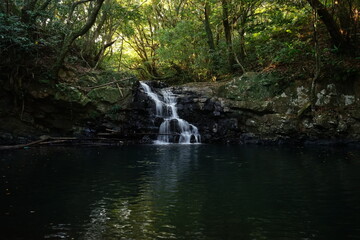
left=0, top=137, right=50, bottom=150
left=0, top=136, right=124, bottom=150
left=50, top=137, right=77, bottom=140
left=40, top=140, right=70, bottom=145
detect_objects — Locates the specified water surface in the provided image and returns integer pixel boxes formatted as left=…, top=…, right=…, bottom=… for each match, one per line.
left=1, top=145, right=360, bottom=239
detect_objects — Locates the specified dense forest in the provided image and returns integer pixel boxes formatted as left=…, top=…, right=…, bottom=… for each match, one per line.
left=1, top=0, right=359, bottom=83
left=0, top=0, right=359, bottom=144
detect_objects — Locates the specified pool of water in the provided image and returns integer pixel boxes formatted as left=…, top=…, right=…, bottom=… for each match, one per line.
left=1, top=145, right=360, bottom=240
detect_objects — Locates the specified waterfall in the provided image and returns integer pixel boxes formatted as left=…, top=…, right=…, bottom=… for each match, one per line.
left=140, top=82, right=201, bottom=144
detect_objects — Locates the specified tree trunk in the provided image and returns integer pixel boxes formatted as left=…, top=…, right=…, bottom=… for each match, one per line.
left=221, top=0, right=235, bottom=72
left=93, top=40, right=116, bottom=68
left=53, top=0, right=105, bottom=80
left=204, top=2, right=215, bottom=51
left=306, top=0, right=352, bottom=53
left=238, top=12, right=248, bottom=60
left=311, top=9, right=320, bottom=111
left=204, top=1, right=219, bottom=72
left=337, top=0, right=353, bottom=42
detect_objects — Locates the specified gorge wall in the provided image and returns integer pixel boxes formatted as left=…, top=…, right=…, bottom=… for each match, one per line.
left=134, top=72, right=360, bottom=145
left=1, top=71, right=360, bottom=145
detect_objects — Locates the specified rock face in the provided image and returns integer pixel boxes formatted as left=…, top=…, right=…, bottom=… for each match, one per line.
left=1, top=70, right=360, bottom=145
left=0, top=72, right=139, bottom=143
left=153, top=72, right=360, bottom=145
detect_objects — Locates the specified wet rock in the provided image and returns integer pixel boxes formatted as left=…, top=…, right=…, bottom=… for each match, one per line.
left=337, top=120, right=347, bottom=132
left=313, top=113, right=337, bottom=129
left=315, top=84, right=338, bottom=106
left=154, top=117, right=164, bottom=127
left=140, top=135, right=153, bottom=144
left=154, top=73, right=360, bottom=144
left=343, top=95, right=356, bottom=106
left=239, top=133, right=260, bottom=144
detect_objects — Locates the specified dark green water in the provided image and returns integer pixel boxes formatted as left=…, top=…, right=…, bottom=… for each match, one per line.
left=1, top=145, right=360, bottom=240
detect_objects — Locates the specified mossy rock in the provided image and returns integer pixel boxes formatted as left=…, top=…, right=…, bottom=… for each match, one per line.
left=218, top=72, right=284, bottom=101
left=223, top=98, right=274, bottom=113
left=87, top=86, right=122, bottom=104
left=54, top=84, right=90, bottom=106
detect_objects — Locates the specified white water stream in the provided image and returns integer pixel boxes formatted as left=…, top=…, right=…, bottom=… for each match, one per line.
left=140, top=82, right=201, bottom=144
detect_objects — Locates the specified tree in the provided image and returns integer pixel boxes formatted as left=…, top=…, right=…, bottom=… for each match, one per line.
left=221, top=0, right=235, bottom=72
left=232, top=0, right=263, bottom=59
left=306, top=0, right=355, bottom=54
left=53, top=0, right=105, bottom=79
left=203, top=0, right=219, bottom=74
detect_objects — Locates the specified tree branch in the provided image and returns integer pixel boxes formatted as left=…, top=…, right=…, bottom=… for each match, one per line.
left=68, top=0, right=92, bottom=22
left=53, top=0, right=105, bottom=79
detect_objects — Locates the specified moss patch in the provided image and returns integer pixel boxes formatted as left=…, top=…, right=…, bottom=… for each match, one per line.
left=218, top=72, right=285, bottom=101
left=54, top=83, right=90, bottom=106
left=87, top=87, right=121, bottom=104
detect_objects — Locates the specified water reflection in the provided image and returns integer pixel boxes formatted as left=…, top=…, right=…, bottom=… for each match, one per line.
left=82, top=145, right=200, bottom=240
left=1, top=145, right=360, bottom=240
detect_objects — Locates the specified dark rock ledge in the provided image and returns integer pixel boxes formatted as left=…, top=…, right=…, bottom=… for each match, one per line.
left=1, top=72, right=360, bottom=146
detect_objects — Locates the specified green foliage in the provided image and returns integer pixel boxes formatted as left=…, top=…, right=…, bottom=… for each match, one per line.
left=1, top=0, right=359, bottom=93
left=240, top=3, right=313, bottom=68
left=156, top=20, right=216, bottom=81
left=0, top=12, right=50, bottom=93
left=273, top=41, right=308, bottom=63
left=0, top=14, right=35, bottom=54
left=319, top=49, right=360, bottom=83
left=248, top=39, right=312, bottom=66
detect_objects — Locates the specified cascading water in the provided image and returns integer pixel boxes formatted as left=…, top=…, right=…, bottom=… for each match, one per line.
left=140, top=82, right=201, bottom=144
